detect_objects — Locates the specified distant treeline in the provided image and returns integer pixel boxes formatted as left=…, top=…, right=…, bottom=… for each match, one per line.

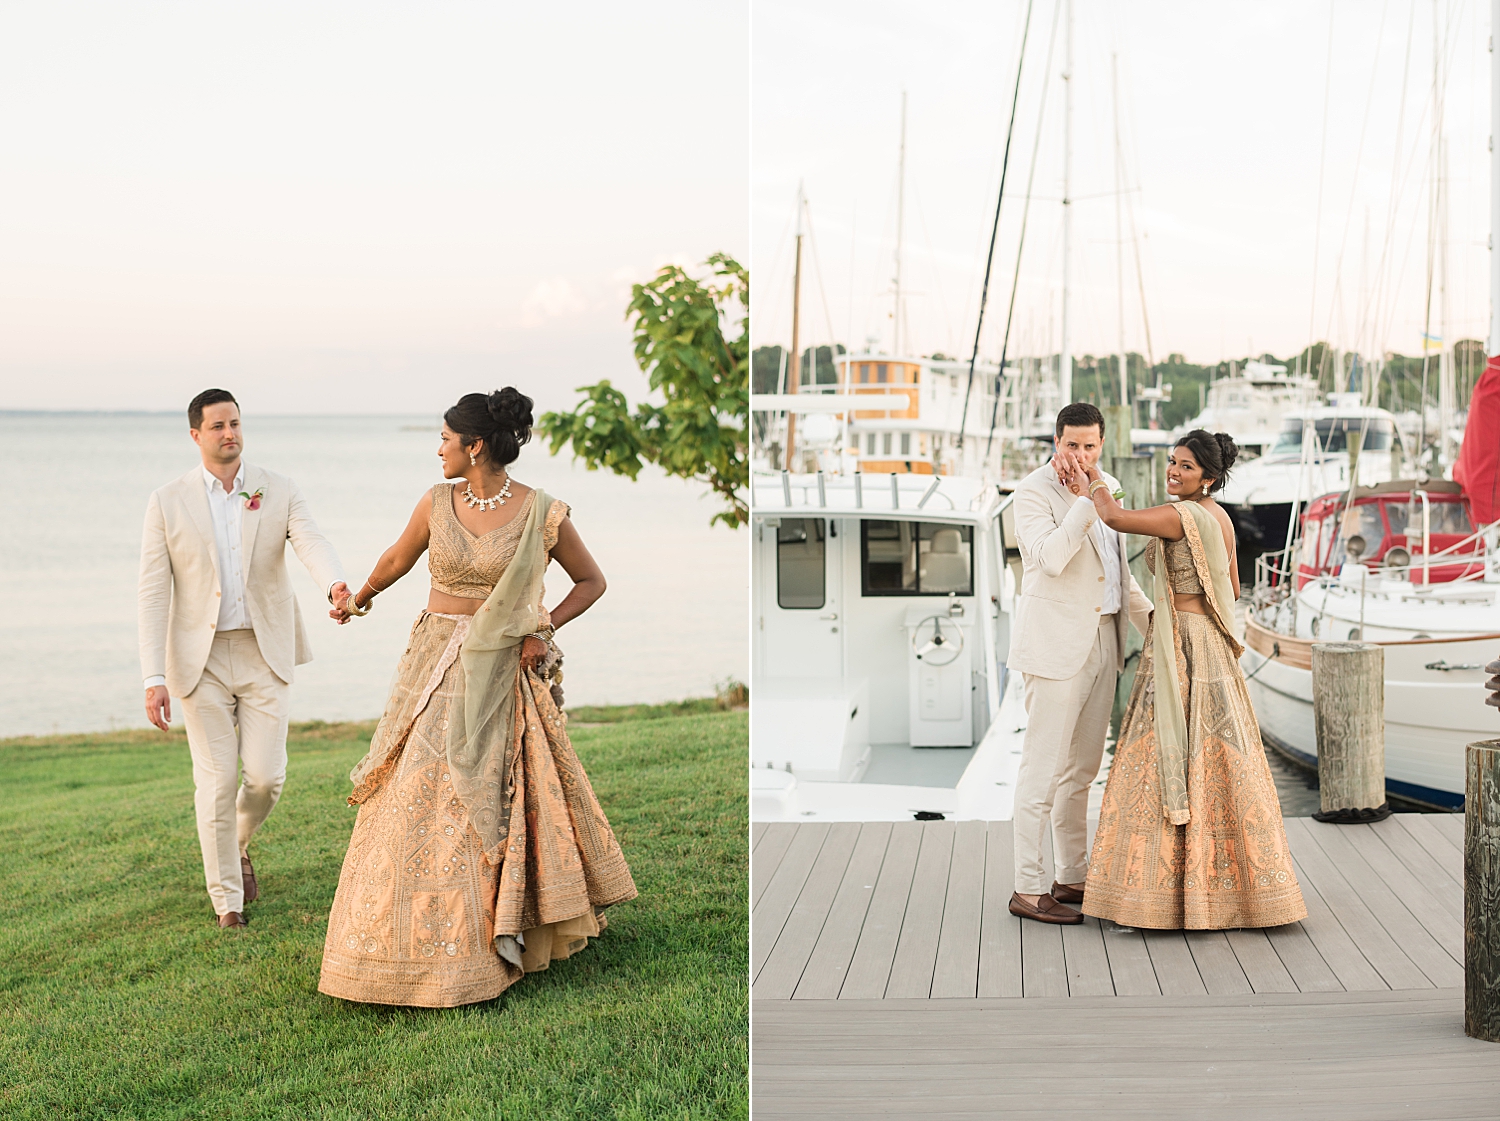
left=752, top=340, right=1488, bottom=433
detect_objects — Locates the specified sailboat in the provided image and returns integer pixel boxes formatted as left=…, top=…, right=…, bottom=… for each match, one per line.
left=1239, top=23, right=1500, bottom=811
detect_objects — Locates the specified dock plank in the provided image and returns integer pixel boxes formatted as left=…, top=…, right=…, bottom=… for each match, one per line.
left=1341, top=822, right=1464, bottom=962
left=755, top=822, right=861, bottom=998
left=752, top=823, right=797, bottom=909
left=885, top=822, right=956, bottom=998
left=1283, top=817, right=1430, bottom=990
left=1427, top=811, right=1466, bottom=851
left=839, top=822, right=923, bottom=999
left=752, top=822, right=768, bottom=850
left=1061, top=918, right=1115, bottom=996
left=1184, top=931, right=1253, bottom=995
left=1142, top=930, right=1206, bottom=996
left=794, top=823, right=894, bottom=1000
left=1298, top=819, right=1461, bottom=988
left=929, top=821, right=986, bottom=999
left=1396, top=812, right=1464, bottom=883
left=1099, top=923, right=1160, bottom=996
left=1224, top=929, right=1298, bottom=993
left=1366, top=817, right=1464, bottom=923
left=752, top=823, right=831, bottom=978
left=1020, top=920, right=1068, bottom=998
left=1264, top=921, right=1343, bottom=993
left=1284, top=851, right=1386, bottom=992
left=753, top=989, right=1500, bottom=1119
left=976, top=821, right=1022, bottom=998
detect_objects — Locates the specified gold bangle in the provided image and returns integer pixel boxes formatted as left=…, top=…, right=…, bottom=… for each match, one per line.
left=1088, top=479, right=1110, bottom=495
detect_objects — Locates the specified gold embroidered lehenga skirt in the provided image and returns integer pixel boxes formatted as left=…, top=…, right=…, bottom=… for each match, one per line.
left=318, top=612, right=638, bottom=1007
left=1083, top=611, right=1307, bottom=930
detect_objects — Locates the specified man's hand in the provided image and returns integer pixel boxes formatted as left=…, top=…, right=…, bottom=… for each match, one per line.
left=328, top=581, right=353, bottom=625
left=145, top=686, right=172, bottom=731
left=1054, top=451, right=1089, bottom=495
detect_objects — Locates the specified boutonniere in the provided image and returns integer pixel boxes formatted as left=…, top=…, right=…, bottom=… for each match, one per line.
left=238, top=488, right=264, bottom=511
left=1112, top=489, right=1125, bottom=501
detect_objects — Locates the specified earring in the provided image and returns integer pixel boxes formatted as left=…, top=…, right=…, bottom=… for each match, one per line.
left=469, top=453, right=476, bottom=466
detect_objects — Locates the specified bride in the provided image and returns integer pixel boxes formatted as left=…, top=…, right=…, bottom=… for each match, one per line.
left=318, top=388, right=636, bottom=1007
left=1056, top=429, right=1306, bottom=930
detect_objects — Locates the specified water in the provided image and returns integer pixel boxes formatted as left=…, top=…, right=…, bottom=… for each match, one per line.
left=0, top=412, right=747, bottom=738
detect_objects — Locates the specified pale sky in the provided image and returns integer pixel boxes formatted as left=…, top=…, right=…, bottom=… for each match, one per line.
left=0, top=1, right=747, bottom=415
left=752, top=0, right=1493, bottom=367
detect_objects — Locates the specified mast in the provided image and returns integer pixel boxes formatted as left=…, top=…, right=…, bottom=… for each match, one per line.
left=1439, top=135, right=1454, bottom=465
left=1492, top=0, right=1500, bottom=356
left=785, top=183, right=805, bottom=471
left=1059, top=0, right=1074, bottom=406
left=893, top=91, right=908, bottom=357
left=1113, top=53, right=1129, bottom=409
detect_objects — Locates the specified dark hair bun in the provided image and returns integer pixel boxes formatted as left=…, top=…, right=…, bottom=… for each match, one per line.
left=1213, top=431, right=1239, bottom=475
left=488, top=386, right=534, bottom=432
left=445, top=387, right=534, bottom=468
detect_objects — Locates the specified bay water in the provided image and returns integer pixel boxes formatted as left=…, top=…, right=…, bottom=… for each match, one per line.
left=0, top=412, right=747, bottom=738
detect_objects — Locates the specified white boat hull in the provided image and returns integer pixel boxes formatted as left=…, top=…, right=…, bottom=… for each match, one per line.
left=1241, top=631, right=1497, bottom=809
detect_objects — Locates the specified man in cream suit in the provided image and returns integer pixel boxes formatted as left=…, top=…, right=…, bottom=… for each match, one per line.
left=140, top=389, right=350, bottom=928
left=1006, top=402, right=1153, bottom=925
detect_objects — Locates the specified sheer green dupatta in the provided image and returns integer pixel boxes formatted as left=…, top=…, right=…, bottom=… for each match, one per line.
left=445, top=489, right=552, bottom=861
left=1149, top=500, right=1243, bottom=825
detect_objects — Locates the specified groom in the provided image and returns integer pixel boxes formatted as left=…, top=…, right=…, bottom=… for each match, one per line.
left=139, top=389, right=350, bottom=928
left=1007, top=403, right=1152, bottom=924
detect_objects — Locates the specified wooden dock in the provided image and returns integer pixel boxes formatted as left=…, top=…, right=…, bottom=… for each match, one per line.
left=752, top=815, right=1500, bottom=1117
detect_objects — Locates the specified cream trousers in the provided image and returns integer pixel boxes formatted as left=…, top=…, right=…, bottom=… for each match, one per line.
left=1012, top=615, right=1119, bottom=895
left=178, top=629, right=289, bottom=916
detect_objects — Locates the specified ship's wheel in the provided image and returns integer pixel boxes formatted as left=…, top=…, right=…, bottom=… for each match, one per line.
left=911, top=615, right=964, bottom=667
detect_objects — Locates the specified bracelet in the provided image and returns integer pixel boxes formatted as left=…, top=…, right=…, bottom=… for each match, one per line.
left=1088, top=479, right=1110, bottom=496
left=346, top=594, right=371, bottom=617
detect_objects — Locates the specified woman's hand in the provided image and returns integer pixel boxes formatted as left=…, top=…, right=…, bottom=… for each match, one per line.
left=520, top=634, right=548, bottom=672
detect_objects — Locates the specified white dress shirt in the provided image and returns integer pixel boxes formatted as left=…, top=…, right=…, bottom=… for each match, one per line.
left=1049, top=472, right=1122, bottom=615
left=144, top=465, right=250, bottom=690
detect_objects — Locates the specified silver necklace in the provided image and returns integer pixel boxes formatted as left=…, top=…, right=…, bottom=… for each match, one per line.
left=462, top=476, right=513, bottom=511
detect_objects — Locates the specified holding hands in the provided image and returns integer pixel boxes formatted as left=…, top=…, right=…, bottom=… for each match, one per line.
left=1053, top=450, right=1100, bottom=497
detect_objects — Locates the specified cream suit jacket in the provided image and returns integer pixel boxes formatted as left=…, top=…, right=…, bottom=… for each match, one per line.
left=138, top=463, right=346, bottom=697
left=1007, top=462, right=1153, bottom=681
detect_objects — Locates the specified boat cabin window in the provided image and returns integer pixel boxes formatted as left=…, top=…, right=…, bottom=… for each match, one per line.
left=861, top=521, right=974, bottom=596
left=1271, top=417, right=1394, bottom=454
left=900, top=432, right=911, bottom=455
left=865, top=432, right=875, bottom=455
left=776, top=518, right=826, bottom=609
left=1386, top=499, right=1473, bottom=537
left=1299, top=518, right=1322, bottom=567
left=882, top=433, right=892, bottom=455
left=858, top=364, right=870, bottom=384
left=876, top=363, right=889, bottom=383
left=1336, top=504, right=1387, bottom=558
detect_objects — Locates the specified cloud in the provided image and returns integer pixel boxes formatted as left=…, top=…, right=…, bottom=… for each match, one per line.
left=520, top=278, right=589, bottom=326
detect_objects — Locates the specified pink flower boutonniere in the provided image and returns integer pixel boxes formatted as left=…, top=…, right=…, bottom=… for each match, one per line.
left=238, top=488, right=264, bottom=511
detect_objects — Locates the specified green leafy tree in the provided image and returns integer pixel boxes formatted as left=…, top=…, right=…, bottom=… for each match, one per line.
left=538, top=253, right=749, bottom=528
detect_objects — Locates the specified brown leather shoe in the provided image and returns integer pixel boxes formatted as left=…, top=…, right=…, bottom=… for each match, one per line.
left=1009, top=892, right=1084, bottom=925
left=241, top=855, right=258, bottom=904
left=218, top=912, right=248, bottom=929
left=1051, top=880, right=1085, bottom=905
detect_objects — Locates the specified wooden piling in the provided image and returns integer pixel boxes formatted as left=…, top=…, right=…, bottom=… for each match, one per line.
left=1467, top=740, right=1500, bottom=1042
left=1310, top=641, right=1390, bottom=823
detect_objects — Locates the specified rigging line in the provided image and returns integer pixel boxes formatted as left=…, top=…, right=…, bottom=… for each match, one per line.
left=957, top=0, right=1036, bottom=450
left=1319, top=0, right=1392, bottom=382
left=986, top=0, right=1062, bottom=460
left=753, top=203, right=798, bottom=350
left=1305, top=0, right=1336, bottom=363
left=1117, top=57, right=1155, bottom=372
left=1364, top=0, right=1418, bottom=363
left=913, top=183, right=958, bottom=353
left=801, top=199, right=841, bottom=362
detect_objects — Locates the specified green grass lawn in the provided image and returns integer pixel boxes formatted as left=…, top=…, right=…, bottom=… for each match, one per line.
left=0, top=708, right=747, bottom=1120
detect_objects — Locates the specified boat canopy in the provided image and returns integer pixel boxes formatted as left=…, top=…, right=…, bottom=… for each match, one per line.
left=1453, top=355, right=1500, bottom=526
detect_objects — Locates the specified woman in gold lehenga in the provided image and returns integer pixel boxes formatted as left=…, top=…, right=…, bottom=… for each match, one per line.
left=318, top=388, right=636, bottom=1007
left=1054, top=429, right=1306, bottom=930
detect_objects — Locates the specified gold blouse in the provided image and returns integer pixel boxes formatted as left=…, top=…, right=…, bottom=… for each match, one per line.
left=427, top=485, right=569, bottom=600
left=1162, top=536, right=1205, bottom=595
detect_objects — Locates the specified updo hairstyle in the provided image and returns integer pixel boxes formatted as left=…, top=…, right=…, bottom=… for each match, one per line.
left=1172, top=428, right=1239, bottom=494
left=444, top=388, right=534, bottom=468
